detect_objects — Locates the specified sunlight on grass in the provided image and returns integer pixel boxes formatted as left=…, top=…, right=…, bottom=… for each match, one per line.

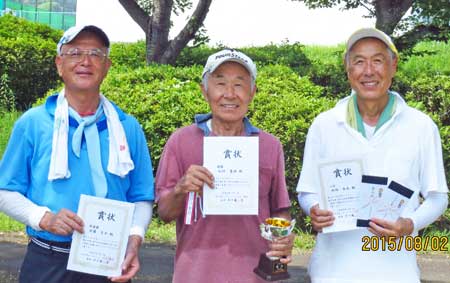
left=145, top=218, right=177, bottom=244
left=0, top=213, right=24, bottom=232
left=0, top=111, right=21, bottom=158
left=294, top=230, right=316, bottom=251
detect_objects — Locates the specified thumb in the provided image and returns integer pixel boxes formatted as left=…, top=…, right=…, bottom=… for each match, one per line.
left=122, top=255, right=133, bottom=271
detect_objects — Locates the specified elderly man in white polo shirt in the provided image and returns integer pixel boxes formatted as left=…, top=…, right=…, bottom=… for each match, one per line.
left=296, top=28, right=448, bottom=283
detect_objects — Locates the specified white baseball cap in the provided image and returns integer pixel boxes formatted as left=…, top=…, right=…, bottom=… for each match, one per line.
left=202, top=49, right=257, bottom=81
left=345, top=27, right=399, bottom=58
left=57, top=25, right=110, bottom=55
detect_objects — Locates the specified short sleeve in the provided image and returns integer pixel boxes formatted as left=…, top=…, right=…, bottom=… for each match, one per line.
left=155, top=133, right=183, bottom=202
left=126, top=119, right=155, bottom=202
left=269, top=142, right=291, bottom=212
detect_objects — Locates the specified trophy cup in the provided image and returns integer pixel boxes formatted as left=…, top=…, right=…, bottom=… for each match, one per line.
left=254, top=217, right=296, bottom=281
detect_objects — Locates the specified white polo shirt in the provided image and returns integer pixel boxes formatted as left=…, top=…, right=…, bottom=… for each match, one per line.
left=297, top=92, right=448, bottom=283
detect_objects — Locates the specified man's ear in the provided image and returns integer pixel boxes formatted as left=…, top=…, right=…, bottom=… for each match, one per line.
left=391, top=56, right=398, bottom=75
left=105, top=57, right=112, bottom=70
left=102, top=58, right=112, bottom=77
left=55, top=56, right=63, bottom=77
left=249, top=84, right=257, bottom=101
left=200, top=83, right=208, bottom=102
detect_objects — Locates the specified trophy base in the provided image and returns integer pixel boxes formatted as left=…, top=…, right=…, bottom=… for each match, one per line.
left=253, top=254, right=290, bottom=281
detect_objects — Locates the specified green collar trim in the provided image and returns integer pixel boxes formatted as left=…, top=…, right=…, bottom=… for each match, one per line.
left=347, top=92, right=396, bottom=138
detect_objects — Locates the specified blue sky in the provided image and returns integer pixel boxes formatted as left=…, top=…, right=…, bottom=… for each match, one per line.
left=77, top=0, right=375, bottom=46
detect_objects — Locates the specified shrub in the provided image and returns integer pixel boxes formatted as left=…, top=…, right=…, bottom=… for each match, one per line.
left=405, top=75, right=450, bottom=189
left=108, top=42, right=350, bottom=99
left=243, top=43, right=310, bottom=71
left=405, top=75, right=450, bottom=126
left=0, top=73, right=15, bottom=113
left=0, top=15, right=61, bottom=110
left=399, top=41, right=450, bottom=79
left=176, top=43, right=311, bottom=72
left=0, top=15, right=61, bottom=42
left=175, top=45, right=217, bottom=67
left=301, top=45, right=349, bottom=98
left=395, top=41, right=450, bottom=96
left=109, top=40, right=146, bottom=69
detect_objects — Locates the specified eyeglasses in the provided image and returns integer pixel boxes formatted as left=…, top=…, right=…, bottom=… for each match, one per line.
left=60, top=48, right=108, bottom=63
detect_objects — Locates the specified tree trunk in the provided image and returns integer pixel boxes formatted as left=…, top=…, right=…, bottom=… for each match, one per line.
left=374, top=0, right=413, bottom=35
left=148, top=0, right=173, bottom=62
left=118, top=0, right=150, bottom=31
left=160, top=0, right=213, bottom=64
left=119, top=0, right=213, bottom=65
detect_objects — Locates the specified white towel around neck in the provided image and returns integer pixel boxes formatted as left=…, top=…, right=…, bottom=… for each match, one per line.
left=48, top=90, right=134, bottom=181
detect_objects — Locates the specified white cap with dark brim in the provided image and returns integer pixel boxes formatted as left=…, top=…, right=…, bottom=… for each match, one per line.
left=345, top=27, right=399, bottom=58
left=202, top=49, right=257, bottom=81
left=57, top=25, right=110, bottom=55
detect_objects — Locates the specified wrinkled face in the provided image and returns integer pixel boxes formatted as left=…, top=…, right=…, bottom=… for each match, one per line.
left=346, top=38, right=397, bottom=102
left=55, top=31, right=111, bottom=94
left=202, top=62, right=256, bottom=125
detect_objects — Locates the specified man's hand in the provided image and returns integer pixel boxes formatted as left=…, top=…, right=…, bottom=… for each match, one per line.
left=110, top=235, right=142, bottom=282
left=158, top=165, right=214, bottom=222
left=267, top=233, right=295, bottom=264
left=368, top=217, right=414, bottom=237
left=174, top=165, right=214, bottom=196
left=39, top=209, right=84, bottom=236
left=310, top=204, right=334, bottom=232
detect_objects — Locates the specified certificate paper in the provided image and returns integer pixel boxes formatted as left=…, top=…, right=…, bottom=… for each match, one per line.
left=357, top=177, right=413, bottom=227
left=67, top=195, right=135, bottom=277
left=203, top=136, right=259, bottom=215
left=318, top=159, right=363, bottom=233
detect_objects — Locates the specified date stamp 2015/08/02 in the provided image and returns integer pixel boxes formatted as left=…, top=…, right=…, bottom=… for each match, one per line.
left=362, top=236, right=448, bottom=252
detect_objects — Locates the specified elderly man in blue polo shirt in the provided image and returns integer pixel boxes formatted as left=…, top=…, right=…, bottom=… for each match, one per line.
left=0, top=25, right=154, bottom=283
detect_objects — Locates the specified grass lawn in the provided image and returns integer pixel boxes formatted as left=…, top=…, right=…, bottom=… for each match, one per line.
left=0, top=111, right=21, bottom=158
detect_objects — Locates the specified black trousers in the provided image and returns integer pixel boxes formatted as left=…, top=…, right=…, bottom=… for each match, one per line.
left=19, top=240, right=127, bottom=283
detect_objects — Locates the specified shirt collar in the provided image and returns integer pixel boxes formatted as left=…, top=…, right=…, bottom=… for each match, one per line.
left=194, top=113, right=259, bottom=136
left=335, top=90, right=407, bottom=124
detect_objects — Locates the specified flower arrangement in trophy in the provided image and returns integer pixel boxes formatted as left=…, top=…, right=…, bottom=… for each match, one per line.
left=254, top=217, right=296, bottom=281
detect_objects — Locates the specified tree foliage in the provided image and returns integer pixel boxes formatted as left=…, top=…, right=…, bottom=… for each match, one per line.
left=118, top=0, right=213, bottom=65
left=292, top=0, right=450, bottom=50
left=0, top=15, right=61, bottom=110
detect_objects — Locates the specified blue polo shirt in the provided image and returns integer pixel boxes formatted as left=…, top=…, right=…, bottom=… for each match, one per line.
left=0, top=94, right=155, bottom=242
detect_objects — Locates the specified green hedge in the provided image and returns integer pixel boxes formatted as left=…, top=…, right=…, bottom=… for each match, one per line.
left=405, top=75, right=450, bottom=186
left=110, top=41, right=450, bottom=101
left=110, top=43, right=311, bottom=74
left=109, top=41, right=147, bottom=69
left=0, top=15, right=61, bottom=110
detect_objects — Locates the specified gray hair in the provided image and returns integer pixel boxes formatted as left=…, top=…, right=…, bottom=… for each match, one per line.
left=201, top=72, right=256, bottom=92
